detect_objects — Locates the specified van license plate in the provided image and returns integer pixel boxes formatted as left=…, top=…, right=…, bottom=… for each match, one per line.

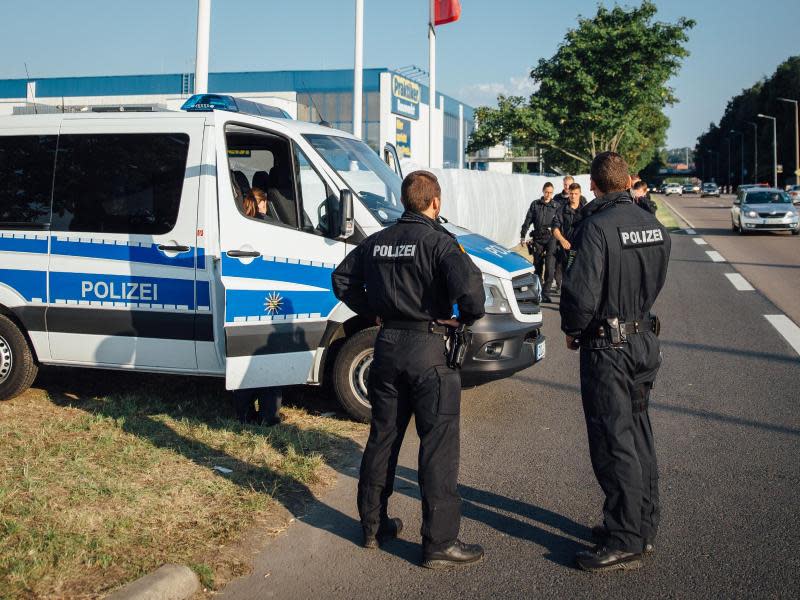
left=535, top=339, right=546, bottom=361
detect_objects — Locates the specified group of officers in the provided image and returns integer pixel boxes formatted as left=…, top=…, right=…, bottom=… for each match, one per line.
left=520, top=174, right=658, bottom=303
left=331, top=152, right=670, bottom=574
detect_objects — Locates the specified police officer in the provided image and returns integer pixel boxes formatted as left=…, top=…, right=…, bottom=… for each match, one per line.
left=552, top=182, right=587, bottom=289
left=520, top=182, right=560, bottom=302
left=632, top=180, right=658, bottom=214
left=560, top=152, right=671, bottom=573
left=332, top=170, right=485, bottom=569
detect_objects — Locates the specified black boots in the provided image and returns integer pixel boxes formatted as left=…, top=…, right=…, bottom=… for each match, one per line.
left=362, top=518, right=404, bottom=549
left=591, top=524, right=655, bottom=555
left=422, top=540, right=484, bottom=569
left=575, top=546, right=643, bottom=572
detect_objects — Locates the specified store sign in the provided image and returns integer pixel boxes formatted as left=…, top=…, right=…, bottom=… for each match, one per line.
left=396, top=118, right=411, bottom=157
left=391, top=74, right=420, bottom=120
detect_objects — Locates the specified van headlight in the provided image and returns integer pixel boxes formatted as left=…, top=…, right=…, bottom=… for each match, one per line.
left=483, top=274, right=511, bottom=314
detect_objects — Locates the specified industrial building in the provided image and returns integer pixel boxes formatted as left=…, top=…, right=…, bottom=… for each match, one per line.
left=0, top=67, right=474, bottom=169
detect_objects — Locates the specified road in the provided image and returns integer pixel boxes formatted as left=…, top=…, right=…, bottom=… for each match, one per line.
left=658, top=192, right=800, bottom=325
left=219, top=230, right=800, bottom=599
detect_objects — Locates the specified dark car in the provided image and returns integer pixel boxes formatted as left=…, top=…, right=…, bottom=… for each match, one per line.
left=701, top=182, right=720, bottom=197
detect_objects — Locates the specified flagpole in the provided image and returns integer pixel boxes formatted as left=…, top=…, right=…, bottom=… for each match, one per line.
left=353, top=0, right=364, bottom=139
left=428, top=0, right=436, bottom=168
left=194, top=0, right=211, bottom=94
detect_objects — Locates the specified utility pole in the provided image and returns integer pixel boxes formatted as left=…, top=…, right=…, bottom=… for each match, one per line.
left=353, top=0, right=364, bottom=139
left=194, top=0, right=211, bottom=94
left=746, top=121, right=758, bottom=183
left=428, top=0, right=436, bottom=168
left=758, top=114, right=778, bottom=188
left=778, top=98, right=799, bottom=185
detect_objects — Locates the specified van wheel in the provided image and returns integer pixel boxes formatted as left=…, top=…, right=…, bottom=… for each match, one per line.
left=332, top=327, right=378, bottom=423
left=0, top=314, right=38, bottom=401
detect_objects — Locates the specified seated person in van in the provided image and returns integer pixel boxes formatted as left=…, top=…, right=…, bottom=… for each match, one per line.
left=242, top=187, right=271, bottom=220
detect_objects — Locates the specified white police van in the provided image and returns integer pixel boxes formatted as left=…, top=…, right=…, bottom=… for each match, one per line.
left=0, top=95, right=545, bottom=422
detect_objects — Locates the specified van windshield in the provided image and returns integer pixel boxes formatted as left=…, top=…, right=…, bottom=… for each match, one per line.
left=304, top=134, right=403, bottom=224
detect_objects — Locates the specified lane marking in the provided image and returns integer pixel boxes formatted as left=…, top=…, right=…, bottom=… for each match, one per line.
left=684, top=228, right=696, bottom=235
left=764, top=315, right=800, bottom=357
left=692, top=237, right=708, bottom=245
left=661, top=197, right=696, bottom=229
left=725, top=273, right=754, bottom=291
left=706, top=250, right=725, bottom=262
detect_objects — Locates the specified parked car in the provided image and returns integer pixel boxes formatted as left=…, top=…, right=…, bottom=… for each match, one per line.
left=701, top=182, right=720, bottom=197
left=731, top=188, right=800, bottom=235
left=664, top=183, right=682, bottom=196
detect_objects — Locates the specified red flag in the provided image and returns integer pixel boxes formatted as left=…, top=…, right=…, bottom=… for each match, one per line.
left=434, top=0, right=461, bottom=26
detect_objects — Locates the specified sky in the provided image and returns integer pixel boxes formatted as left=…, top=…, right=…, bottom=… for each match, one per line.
left=1, top=0, right=798, bottom=148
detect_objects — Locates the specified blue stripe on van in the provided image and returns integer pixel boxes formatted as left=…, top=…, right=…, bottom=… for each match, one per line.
left=0, top=237, right=48, bottom=254
left=0, top=269, right=47, bottom=301
left=196, top=247, right=206, bottom=269
left=221, top=255, right=334, bottom=290
left=51, top=238, right=195, bottom=269
left=197, top=281, right=210, bottom=308
left=225, top=289, right=339, bottom=322
left=49, top=272, right=196, bottom=308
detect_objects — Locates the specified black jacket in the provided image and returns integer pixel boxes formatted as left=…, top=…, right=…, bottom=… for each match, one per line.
left=559, top=191, right=671, bottom=336
left=520, top=197, right=560, bottom=241
left=331, top=211, right=485, bottom=325
left=634, top=194, right=658, bottom=215
left=552, top=198, right=588, bottom=242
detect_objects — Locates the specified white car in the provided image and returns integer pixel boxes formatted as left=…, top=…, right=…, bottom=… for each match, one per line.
left=664, top=183, right=683, bottom=196
left=731, top=188, right=800, bottom=235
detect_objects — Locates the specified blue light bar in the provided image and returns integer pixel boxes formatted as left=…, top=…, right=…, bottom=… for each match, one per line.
left=180, top=94, right=291, bottom=119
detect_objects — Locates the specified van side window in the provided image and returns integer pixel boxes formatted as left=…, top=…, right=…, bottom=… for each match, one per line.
left=0, top=135, right=57, bottom=228
left=226, top=127, right=299, bottom=228
left=51, top=133, right=189, bottom=234
left=293, top=145, right=338, bottom=237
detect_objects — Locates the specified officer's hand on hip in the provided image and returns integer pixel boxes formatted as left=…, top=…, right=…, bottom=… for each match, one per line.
left=561, top=240, right=572, bottom=250
left=565, top=335, right=579, bottom=351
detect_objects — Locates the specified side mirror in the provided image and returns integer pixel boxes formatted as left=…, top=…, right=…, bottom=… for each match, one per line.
left=338, top=189, right=355, bottom=240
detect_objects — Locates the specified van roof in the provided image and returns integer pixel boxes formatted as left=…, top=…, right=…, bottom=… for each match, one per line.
left=0, top=110, right=359, bottom=140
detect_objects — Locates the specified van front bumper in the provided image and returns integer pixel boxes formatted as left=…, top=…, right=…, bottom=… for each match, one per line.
left=460, top=313, right=545, bottom=386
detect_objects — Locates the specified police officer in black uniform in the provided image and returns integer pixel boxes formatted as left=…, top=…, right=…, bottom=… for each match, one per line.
left=332, top=170, right=486, bottom=569
left=520, top=182, right=559, bottom=302
left=632, top=180, right=658, bottom=214
left=560, top=152, right=671, bottom=573
left=552, top=181, right=587, bottom=290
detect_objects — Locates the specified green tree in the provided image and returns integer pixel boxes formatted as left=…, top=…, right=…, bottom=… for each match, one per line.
left=467, top=1, right=695, bottom=173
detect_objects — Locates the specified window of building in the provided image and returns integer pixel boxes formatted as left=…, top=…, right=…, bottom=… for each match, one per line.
left=0, top=135, right=57, bottom=228
left=51, top=133, right=189, bottom=234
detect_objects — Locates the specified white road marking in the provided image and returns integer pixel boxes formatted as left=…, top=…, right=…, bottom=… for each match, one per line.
left=692, top=237, right=708, bottom=245
left=684, top=228, right=696, bottom=235
left=764, top=315, right=800, bottom=357
left=706, top=250, right=725, bottom=262
left=725, top=273, right=754, bottom=291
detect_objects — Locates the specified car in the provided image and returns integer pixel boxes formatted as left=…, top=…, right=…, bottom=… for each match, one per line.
left=664, top=183, right=682, bottom=196
left=730, top=188, right=800, bottom=235
left=682, top=184, right=695, bottom=194
left=787, top=184, right=800, bottom=204
left=701, top=182, right=720, bottom=197
left=0, top=95, right=547, bottom=423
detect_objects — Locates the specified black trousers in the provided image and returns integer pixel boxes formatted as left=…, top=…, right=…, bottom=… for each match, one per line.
left=359, top=328, right=462, bottom=552
left=579, top=332, right=661, bottom=553
left=234, top=387, right=282, bottom=424
left=531, top=237, right=557, bottom=292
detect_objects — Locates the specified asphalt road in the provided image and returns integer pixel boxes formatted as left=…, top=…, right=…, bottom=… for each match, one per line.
left=220, top=230, right=800, bottom=599
left=658, top=192, right=800, bottom=325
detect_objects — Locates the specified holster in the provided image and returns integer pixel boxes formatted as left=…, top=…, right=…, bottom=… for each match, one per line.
left=446, top=325, right=472, bottom=369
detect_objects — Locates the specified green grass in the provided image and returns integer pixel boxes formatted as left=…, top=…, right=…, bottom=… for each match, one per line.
left=0, top=370, right=366, bottom=598
left=654, top=196, right=683, bottom=231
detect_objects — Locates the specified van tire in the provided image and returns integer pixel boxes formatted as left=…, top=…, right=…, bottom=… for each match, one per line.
left=332, top=327, right=379, bottom=423
left=0, top=314, right=38, bottom=401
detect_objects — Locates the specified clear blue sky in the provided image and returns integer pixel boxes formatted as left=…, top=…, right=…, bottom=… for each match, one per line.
left=1, top=0, right=797, bottom=148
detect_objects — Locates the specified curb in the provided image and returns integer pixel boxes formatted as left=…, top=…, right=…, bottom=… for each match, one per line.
left=106, top=564, right=200, bottom=600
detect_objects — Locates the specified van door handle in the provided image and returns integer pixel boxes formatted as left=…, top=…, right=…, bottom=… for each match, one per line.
left=226, top=250, right=262, bottom=258
left=157, top=244, right=190, bottom=252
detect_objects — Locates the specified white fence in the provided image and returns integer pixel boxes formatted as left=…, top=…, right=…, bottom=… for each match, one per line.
left=403, top=164, right=593, bottom=248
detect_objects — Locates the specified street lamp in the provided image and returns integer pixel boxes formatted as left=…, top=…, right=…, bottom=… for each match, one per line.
left=777, top=98, right=799, bottom=185
left=730, top=130, right=744, bottom=187
left=746, top=121, right=758, bottom=184
left=757, top=113, right=778, bottom=188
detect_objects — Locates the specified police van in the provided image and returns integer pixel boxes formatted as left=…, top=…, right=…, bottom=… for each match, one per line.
left=0, top=94, right=545, bottom=422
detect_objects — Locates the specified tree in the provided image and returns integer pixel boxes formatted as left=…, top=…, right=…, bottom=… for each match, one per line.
left=467, top=1, right=694, bottom=173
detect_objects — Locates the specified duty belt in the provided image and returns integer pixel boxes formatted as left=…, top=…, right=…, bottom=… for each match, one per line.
left=585, top=315, right=661, bottom=346
left=381, top=320, right=449, bottom=336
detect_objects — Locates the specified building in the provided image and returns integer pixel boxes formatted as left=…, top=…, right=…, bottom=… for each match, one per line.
left=0, top=68, right=474, bottom=169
